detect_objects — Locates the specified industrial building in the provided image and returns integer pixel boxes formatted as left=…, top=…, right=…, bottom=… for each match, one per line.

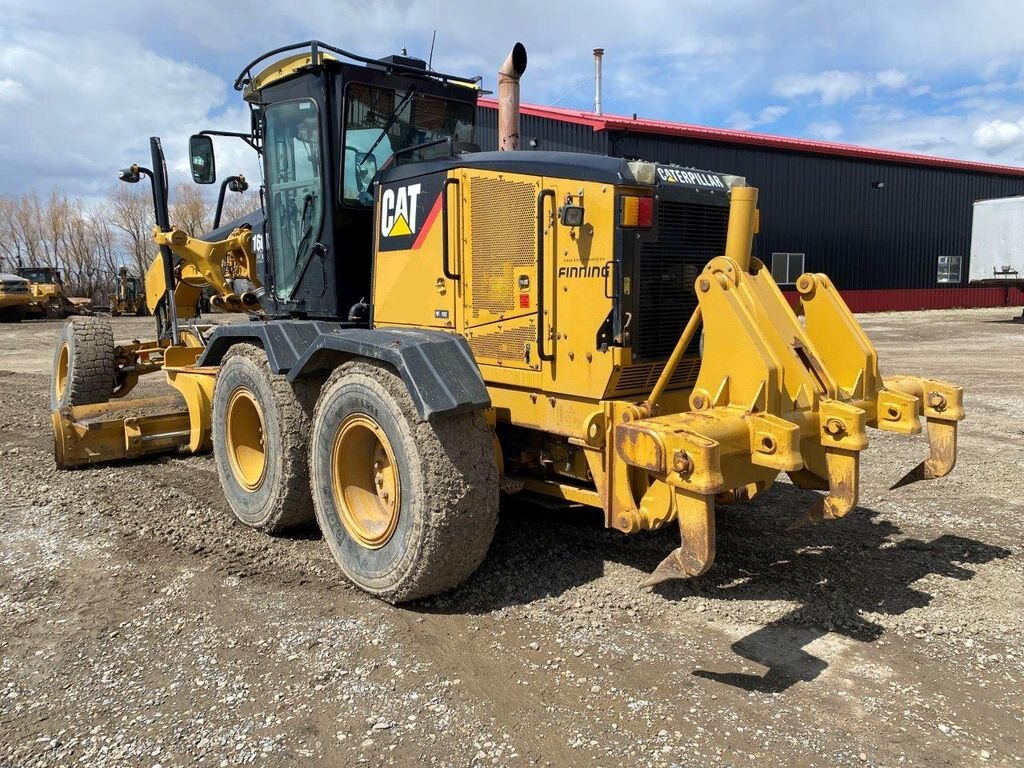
left=476, top=98, right=1024, bottom=312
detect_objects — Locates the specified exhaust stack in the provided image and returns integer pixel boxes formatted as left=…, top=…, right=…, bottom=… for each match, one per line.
left=498, top=43, right=528, bottom=151
left=593, top=48, right=604, bottom=115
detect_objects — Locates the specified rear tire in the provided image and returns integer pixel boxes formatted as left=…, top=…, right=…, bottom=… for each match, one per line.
left=310, top=360, right=499, bottom=603
left=211, top=343, right=317, bottom=532
left=0, top=306, right=25, bottom=323
left=50, top=317, right=115, bottom=410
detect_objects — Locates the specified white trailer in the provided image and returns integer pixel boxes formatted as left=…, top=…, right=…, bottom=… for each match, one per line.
left=969, top=196, right=1024, bottom=284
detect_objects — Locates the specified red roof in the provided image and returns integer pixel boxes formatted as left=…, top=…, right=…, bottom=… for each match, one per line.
left=477, top=97, right=1024, bottom=177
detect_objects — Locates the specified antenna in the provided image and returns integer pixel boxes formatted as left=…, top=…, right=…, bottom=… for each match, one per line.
left=428, top=30, right=437, bottom=70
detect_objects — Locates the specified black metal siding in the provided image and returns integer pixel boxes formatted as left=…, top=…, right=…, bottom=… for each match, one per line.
left=475, top=107, right=607, bottom=155
left=611, top=133, right=1024, bottom=291
left=473, top=105, right=1024, bottom=292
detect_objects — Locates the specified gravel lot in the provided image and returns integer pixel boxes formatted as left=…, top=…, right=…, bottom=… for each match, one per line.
left=1, top=308, right=1022, bottom=767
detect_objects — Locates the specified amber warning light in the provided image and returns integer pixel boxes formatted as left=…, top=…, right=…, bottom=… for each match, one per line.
left=621, top=196, right=653, bottom=228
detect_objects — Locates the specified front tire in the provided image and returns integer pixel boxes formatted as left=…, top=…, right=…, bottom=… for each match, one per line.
left=310, top=360, right=499, bottom=603
left=211, top=344, right=317, bottom=532
left=50, top=317, right=115, bottom=410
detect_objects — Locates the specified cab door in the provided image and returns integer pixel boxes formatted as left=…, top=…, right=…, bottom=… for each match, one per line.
left=263, top=97, right=326, bottom=304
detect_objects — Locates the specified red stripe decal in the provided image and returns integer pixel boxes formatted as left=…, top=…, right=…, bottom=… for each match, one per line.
left=412, top=193, right=443, bottom=250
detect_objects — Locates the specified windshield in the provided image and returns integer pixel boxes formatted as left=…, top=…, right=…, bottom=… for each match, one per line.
left=343, top=83, right=475, bottom=204
left=18, top=268, right=58, bottom=284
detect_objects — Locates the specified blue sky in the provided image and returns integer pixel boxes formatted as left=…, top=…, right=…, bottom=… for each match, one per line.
left=2, top=0, right=1024, bottom=199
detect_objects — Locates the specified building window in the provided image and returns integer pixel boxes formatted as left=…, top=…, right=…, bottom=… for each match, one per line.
left=937, top=255, right=962, bottom=284
left=771, top=252, right=805, bottom=285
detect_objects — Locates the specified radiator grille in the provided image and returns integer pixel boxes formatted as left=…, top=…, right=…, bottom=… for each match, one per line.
left=469, top=177, right=536, bottom=319
left=608, top=358, right=702, bottom=397
left=635, top=200, right=730, bottom=359
left=467, top=323, right=535, bottom=363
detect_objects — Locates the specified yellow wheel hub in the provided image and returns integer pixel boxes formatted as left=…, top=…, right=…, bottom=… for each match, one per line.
left=55, top=342, right=69, bottom=401
left=225, top=387, right=268, bottom=492
left=330, top=414, right=400, bottom=549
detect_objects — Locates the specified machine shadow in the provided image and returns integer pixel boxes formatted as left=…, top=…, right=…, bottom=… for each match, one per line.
left=983, top=314, right=1024, bottom=324
left=425, top=483, right=1010, bottom=694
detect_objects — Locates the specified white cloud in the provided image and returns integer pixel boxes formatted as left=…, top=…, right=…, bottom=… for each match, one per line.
left=0, top=78, right=28, bottom=103
left=855, top=104, right=907, bottom=123
left=774, top=71, right=866, bottom=105
left=807, top=121, right=843, bottom=141
left=773, top=69, right=914, bottom=105
left=972, top=118, right=1024, bottom=151
left=876, top=69, right=909, bottom=89
left=727, top=105, right=789, bottom=131
left=0, top=30, right=258, bottom=199
left=856, top=113, right=1023, bottom=166
left=0, top=0, right=1023, bottom=198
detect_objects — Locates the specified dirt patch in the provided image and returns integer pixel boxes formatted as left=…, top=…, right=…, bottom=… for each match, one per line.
left=1, top=309, right=1022, bottom=767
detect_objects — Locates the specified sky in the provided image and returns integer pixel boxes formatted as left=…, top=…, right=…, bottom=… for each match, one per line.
left=2, top=0, right=1024, bottom=201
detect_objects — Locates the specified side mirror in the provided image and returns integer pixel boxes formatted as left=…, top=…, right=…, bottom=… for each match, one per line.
left=189, top=134, right=216, bottom=184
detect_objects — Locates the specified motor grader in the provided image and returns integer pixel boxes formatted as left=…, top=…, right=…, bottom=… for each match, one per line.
left=109, top=267, right=147, bottom=317
left=49, top=41, right=964, bottom=603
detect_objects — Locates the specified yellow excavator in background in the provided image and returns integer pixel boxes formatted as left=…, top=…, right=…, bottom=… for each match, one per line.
left=48, top=41, right=963, bottom=603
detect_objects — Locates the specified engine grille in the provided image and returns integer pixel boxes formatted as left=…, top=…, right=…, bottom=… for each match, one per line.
left=635, top=200, right=730, bottom=360
left=607, top=358, right=703, bottom=397
left=466, top=322, right=535, bottom=363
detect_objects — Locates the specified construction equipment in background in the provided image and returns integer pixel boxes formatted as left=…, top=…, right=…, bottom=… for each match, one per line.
left=49, top=41, right=964, bottom=603
left=16, top=266, right=93, bottom=319
left=110, top=268, right=148, bottom=317
left=0, top=272, right=33, bottom=323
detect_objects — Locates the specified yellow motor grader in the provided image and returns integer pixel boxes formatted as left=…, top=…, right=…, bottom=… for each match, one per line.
left=49, top=41, right=963, bottom=602
left=109, top=268, right=147, bottom=317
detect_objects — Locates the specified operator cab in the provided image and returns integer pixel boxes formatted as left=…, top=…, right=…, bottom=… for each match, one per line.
left=191, top=41, right=480, bottom=322
left=17, top=266, right=63, bottom=286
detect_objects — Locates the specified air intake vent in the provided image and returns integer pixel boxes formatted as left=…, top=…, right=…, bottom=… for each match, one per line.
left=468, top=177, right=536, bottom=320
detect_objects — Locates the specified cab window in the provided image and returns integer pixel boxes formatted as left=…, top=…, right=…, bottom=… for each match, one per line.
left=343, top=84, right=475, bottom=205
left=264, top=98, right=324, bottom=299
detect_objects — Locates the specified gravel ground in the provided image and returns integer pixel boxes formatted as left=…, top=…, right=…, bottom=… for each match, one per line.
left=0, top=308, right=1022, bottom=767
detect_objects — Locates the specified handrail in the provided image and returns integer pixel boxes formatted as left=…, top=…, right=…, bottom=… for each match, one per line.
left=442, top=178, right=461, bottom=281
left=536, top=189, right=556, bottom=362
left=234, top=40, right=479, bottom=92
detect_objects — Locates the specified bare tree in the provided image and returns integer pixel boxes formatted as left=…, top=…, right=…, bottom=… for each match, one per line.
left=0, top=197, right=23, bottom=271
left=0, top=178, right=263, bottom=300
left=106, top=184, right=154, bottom=279
left=218, top=187, right=263, bottom=226
left=170, top=182, right=212, bottom=237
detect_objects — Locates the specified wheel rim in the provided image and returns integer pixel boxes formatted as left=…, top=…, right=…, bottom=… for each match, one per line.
left=225, top=387, right=268, bottom=491
left=55, top=342, right=69, bottom=401
left=330, top=414, right=400, bottom=549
